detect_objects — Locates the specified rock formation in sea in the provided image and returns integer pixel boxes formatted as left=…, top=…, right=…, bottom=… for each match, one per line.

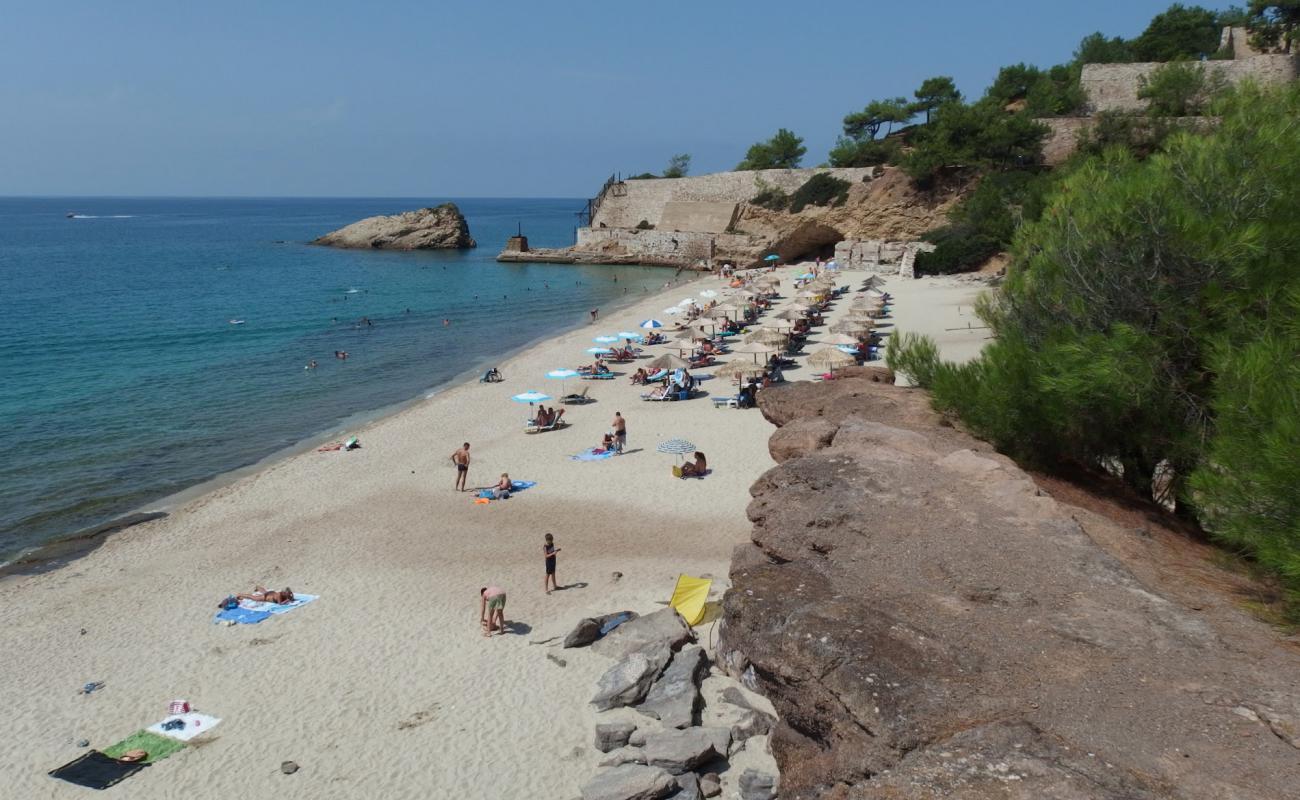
left=718, top=376, right=1300, bottom=799
left=313, top=203, right=475, bottom=250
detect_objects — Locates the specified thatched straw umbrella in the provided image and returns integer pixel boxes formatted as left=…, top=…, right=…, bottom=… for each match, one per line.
left=714, top=361, right=766, bottom=382
left=646, top=353, right=692, bottom=371
left=746, top=328, right=789, bottom=346
left=830, top=320, right=873, bottom=336
left=808, top=347, right=856, bottom=374
left=731, top=341, right=779, bottom=363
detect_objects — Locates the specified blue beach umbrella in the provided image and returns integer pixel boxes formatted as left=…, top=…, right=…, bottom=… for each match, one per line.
left=585, top=347, right=614, bottom=355
left=640, top=319, right=664, bottom=329
left=799, top=272, right=816, bottom=280
left=617, top=330, right=644, bottom=341
left=546, top=369, right=579, bottom=379
left=763, top=254, right=780, bottom=262
left=511, top=390, right=551, bottom=405
left=594, top=335, right=620, bottom=344
left=656, top=437, right=697, bottom=463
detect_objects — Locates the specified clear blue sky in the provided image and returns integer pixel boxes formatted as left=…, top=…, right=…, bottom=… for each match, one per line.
left=1, top=1, right=1214, bottom=197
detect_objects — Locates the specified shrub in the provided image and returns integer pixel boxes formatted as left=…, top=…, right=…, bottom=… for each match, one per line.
left=1137, top=60, right=1224, bottom=116
left=788, top=174, right=851, bottom=213
left=751, top=178, right=789, bottom=211
left=635, top=220, right=654, bottom=230
left=828, top=136, right=900, bottom=167
left=885, top=332, right=940, bottom=387
left=916, top=224, right=1003, bottom=274
left=737, top=128, right=806, bottom=170
left=916, top=170, right=1054, bottom=274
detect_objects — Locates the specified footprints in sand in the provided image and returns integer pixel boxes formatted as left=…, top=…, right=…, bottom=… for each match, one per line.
left=397, top=705, right=441, bottom=730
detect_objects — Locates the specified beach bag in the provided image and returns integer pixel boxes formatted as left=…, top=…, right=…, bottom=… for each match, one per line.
left=169, top=700, right=191, bottom=715
left=218, top=596, right=238, bottom=610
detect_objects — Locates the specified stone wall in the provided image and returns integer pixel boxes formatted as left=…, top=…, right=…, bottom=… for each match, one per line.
left=1036, top=117, right=1093, bottom=165
left=1081, top=53, right=1299, bottom=113
left=574, top=227, right=714, bottom=264
left=657, top=201, right=739, bottom=234
left=833, top=239, right=932, bottom=277
left=592, top=167, right=876, bottom=230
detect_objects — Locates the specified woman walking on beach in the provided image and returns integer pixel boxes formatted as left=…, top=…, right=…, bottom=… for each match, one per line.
left=543, top=534, right=561, bottom=594
left=479, top=586, right=507, bottom=637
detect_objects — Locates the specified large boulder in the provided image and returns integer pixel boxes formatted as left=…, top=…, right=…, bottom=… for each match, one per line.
left=592, top=608, right=692, bottom=660
left=637, top=645, right=708, bottom=729
left=673, top=772, right=702, bottom=800
left=580, top=764, right=678, bottom=800
left=591, top=645, right=672, bottom=711
left=737, top=769, right=778, bottom=800
left=567, top=611, right=639, bottom=649
left=313, top=203, right=475, bottom=250
left=721, top=379, right=1300, bottom=798
left=641, top=728, right=729, bottom=775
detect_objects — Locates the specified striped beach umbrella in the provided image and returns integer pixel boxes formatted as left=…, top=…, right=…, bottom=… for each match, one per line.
left=656, top=438, right=697, bottom=463
left=640, top=319, right=664, bottom=329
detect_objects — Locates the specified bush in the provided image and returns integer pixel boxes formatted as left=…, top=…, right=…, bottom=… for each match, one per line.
left=828, top=136, right=900, bottom=168
left=899, top=101, right=1048, bottom=185
left=916, top=170, right=1054, bottom=274
left=916, top=225, right=1003, bottom=274
left=788, top=173, right=851, bottom=213
left=922, top=83, right=1300, bottom=607
left=635, top=220, right=654, bottom=230
left=750, top=178, right=789, bottom=211
left=737, top=128, right=806, bottom=170
left=1137, top=60, right=1224, bottom=116
left=885, top=332, right=940, bottom=387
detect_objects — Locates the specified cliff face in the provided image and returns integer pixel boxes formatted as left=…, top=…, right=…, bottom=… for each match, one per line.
left=314, top=203, right=475, bottom=250
left=719, top=378, right=1300, bottom=799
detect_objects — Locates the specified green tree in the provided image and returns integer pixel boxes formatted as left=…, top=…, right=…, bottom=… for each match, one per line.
left=1132, top=4, right=1222, bottom=61
left=1247, top=1, right=1300, bottom=50
left=736, top=128, right=806, bottom=170
left=1137, top=60, right=1223, bottom=115
left=843, top=97, right=912, bottom=140
left=912, top=83, right=1300, bottom=607
left=912, top=76, right=962, bottom=123
left=1074, top=31, right=1135, bottom=63
left=900, top=101, right=1048, bottom=184
left=662, top=153, right=691, bottom=179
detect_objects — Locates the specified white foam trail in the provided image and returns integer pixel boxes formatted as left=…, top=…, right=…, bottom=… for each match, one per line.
left=69, top=215, right=136, bottom=219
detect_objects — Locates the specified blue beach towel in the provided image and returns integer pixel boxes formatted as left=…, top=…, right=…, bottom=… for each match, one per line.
left=213, top=594, right=319, bottom=625
left=476, top=481, right=537, bottom=499
left=570, top=448, right=615, bottom=462
left=599, top=612, right=634, bottom=636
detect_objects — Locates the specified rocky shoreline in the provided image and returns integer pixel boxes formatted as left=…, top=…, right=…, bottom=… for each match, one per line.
left=716, top=376, right=1300, bottom=799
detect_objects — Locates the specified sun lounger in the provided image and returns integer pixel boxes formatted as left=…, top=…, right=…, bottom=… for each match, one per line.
left=561, top=386, right=592, bottom=404
left=526, top=418, right=569, bottom=434
left=580, top=372, right=615, bottom=380
left=712, top=395, right=740, bottom=408
left=644, top=369, right=668, bottom=382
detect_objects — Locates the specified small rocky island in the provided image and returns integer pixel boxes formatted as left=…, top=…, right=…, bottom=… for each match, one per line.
left=313, top=203, right=475, bottom=250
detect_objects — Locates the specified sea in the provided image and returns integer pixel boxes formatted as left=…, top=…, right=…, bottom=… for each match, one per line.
left=0, top=197, right=683, bottom=566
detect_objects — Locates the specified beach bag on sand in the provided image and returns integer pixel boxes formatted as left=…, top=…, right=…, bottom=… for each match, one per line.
left=218, top=596, right=238, bottom=611
left=169, top=700, right=191, bottom=715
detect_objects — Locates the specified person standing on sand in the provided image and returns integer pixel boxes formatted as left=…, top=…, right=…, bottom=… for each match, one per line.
left=543, top=534, right=561, bottom=594
left=590, top=308, right=599, bottom=322
left=451, top=442, right=471, bottom=492
left=611, top=411, right=627, bottom=454
left=479, top=586, right=507, bottom=637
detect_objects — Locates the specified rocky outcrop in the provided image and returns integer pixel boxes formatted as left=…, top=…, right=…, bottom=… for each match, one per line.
left=313, top=203, right=475, bottom=250
left=719, top=378, right=1300, bottom=799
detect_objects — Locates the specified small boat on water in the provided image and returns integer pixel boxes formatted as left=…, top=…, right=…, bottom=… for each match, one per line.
left=228, top=319, right=245, bottom=325
left=66, top=212, right=75, bottom=218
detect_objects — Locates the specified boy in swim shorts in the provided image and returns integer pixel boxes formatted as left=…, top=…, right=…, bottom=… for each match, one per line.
left=480, top=586, right=506, bottom=637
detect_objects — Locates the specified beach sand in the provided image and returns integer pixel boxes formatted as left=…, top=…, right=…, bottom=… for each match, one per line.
left=0, top=267, right=986, bottom=799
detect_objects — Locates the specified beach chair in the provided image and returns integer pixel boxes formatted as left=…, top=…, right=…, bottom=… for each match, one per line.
left=561, top=386, right=592, bottom=405
left=526, top=418, right=569, bottom=435
left=669, top=575, right=713, bottom=626
left=712, top=394, right=740, bottom=408
left=479, top=368, right=503, bottom=383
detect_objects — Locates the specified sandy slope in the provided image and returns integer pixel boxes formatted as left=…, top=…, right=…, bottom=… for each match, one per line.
left=0, top=267, right=984, bottom=799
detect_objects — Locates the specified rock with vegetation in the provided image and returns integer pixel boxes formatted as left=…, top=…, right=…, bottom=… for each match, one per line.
left=718, top=376, right=1300, bottom=798
left=313, top=203, right=475, bottom=250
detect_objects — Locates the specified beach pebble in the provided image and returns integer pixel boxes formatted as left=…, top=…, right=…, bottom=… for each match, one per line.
left=699, top=773, right=721, bottom=797
left=738, top=769, right=777, bottom=800
left=281, top=761, right=299, bottom=775
left=595, top=721, right=638, bottom=752
left=76, top=739, right=90, bottom=748
left=674, top=772, right=703, bottom=800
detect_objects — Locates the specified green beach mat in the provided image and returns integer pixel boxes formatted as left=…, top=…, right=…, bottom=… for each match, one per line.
left=102, top=730, right=186, bottom=764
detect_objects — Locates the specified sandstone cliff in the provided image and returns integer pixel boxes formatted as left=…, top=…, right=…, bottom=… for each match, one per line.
left=719, top=377, right=1300, bottom=799
left=314, top=203, right=475, bottom=250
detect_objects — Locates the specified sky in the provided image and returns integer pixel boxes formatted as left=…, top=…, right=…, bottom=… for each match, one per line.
left=0, top=1, right=1218, bottom=197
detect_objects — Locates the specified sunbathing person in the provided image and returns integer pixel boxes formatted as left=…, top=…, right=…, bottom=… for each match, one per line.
left=533, top=406, right=552, bottom=427
left=492, top=473, right=513, bottom=499
left=237, top=586, right=295, bottom=604
left=630, top=368, right=648, bottom=385
left=681, top=451, right=708, bottom=477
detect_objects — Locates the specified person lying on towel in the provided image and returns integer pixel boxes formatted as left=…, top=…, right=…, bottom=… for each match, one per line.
left=237, top=586, right=295, bottom=604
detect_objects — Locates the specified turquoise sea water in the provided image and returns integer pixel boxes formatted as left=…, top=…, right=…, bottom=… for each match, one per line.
left=0, top=198, right=679, bottom=563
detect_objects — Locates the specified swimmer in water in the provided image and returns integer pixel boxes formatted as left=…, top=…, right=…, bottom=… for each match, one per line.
left=306, top=360, right=318, bottom=369
left=443, top=318, right=450, bottom=326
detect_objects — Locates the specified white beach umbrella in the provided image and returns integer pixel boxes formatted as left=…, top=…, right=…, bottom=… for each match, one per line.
left=594, top=335, right=620, bottom=344
left=663, top=307, right=682, bottom=316
left=677, top=298, right=696, bottom=306
left=511, top=390, right=551, bottom=404
left=546, top=369, right=579, bottom=379
left=699, top=289, right=718, bottom=298
left=617, top=331, right=644, bottom=340
left=640, top=319, right=664, bottom=329
left=586, top=347, right=614, bottom=355
left=656, top=438, right=697, bottom=463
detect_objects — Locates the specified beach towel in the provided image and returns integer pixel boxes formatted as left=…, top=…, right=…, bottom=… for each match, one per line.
left=599, top=612, right=634, bottom=636
left=670, top=574, right=712, bottom=626
left=147, top=712, right=222, bottom=742
left=476, top=481, right=536, bottom=500
left=49, top=751, right=148, bottom=790
left=103, top=730, right=186, bottom=763
left=570, top=448, right=615, bottom=462
left=214, top=594, right=318, bottom=624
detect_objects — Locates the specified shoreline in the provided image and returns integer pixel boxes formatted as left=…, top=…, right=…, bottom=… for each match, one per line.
left=1, top=270, right=704, bottom=578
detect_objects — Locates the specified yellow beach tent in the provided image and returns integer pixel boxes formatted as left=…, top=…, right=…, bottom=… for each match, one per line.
left=670, top=574, right=712, bottom=626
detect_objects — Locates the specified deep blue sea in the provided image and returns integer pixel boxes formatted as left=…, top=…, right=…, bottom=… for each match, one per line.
left=0, top=198, right=679, bottom=564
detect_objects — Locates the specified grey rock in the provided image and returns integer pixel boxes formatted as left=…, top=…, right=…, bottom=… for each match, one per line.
left=596, top=722, right=638, bottom=753
left=628, top=729, right=647, bottom=747
left=313, top=204, right=475, bottom=250
left=730, top=709, right=775, bottom=744
left=699, top=773, right=721, bottom=798
left=592, top=608, right=692, bottom=660
left=599, top=747, right=649, bottom=767
left=641, top=728, right=725, bottom=775
left=280, top=761, right=299, bottom=775
left=592, top=645, right=672, bottom=711
left=738, top=769, right=777, bottom=800
left=580, top=764, right=678, bottom=800
left=76, top=739, right=90, bottom=748
left=547, top=653, right=568, bottom=668
left=718, top=687, right=760, bottom=714
left=638, top=645, right=708, bottom=729
left=566, top=611, right=639, bottom=649
left=673, top=772, right=702, bottom=800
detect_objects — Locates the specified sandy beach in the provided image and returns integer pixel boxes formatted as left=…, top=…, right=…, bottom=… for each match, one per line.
left=0, top=266, right=985, bottom=799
